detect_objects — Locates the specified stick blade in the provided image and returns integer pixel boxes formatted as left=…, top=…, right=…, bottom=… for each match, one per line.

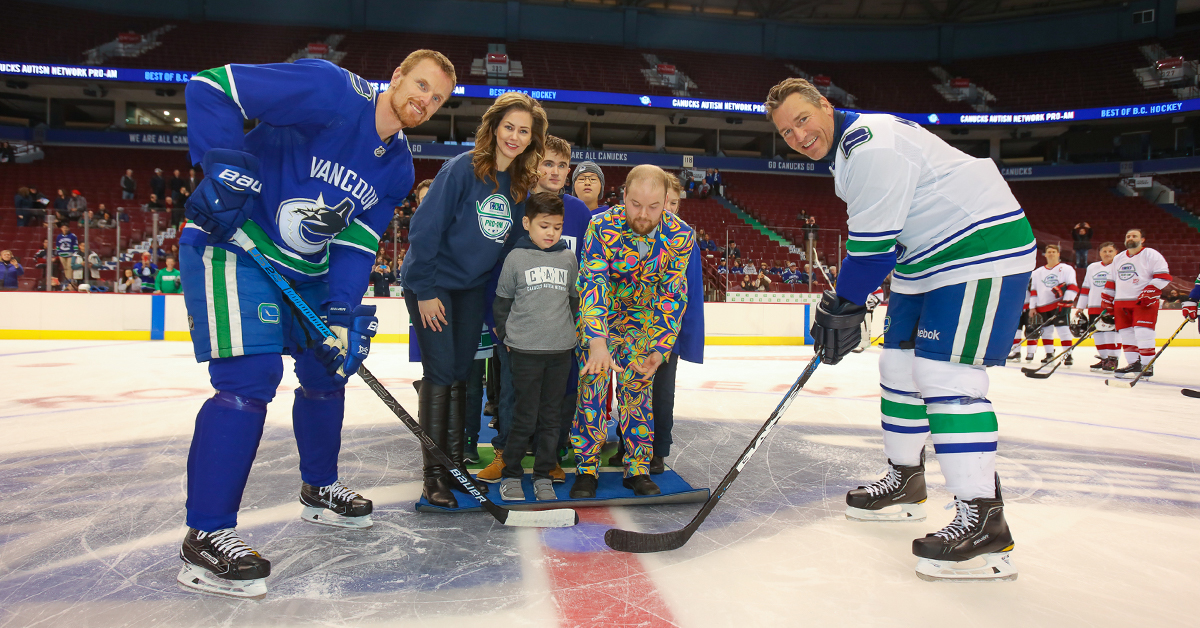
left=1022, top=369, right=1053, bottom=379
left=501, top=508, right=579, bottom=528
left=604, top=527, right=693, bottom=553
left=1020, top=367, right=1045, bottom=375
left=1105, top=379, right=1133, bottom=388
left=1182, top=389, right=1200, bottom=398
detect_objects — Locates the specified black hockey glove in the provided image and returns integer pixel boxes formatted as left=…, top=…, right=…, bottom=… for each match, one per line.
left=811, top=290, right=867, bottom=366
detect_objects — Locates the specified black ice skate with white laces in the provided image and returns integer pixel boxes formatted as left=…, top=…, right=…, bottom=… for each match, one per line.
left=845, top=452, right=928, bottom=522
left=177, top=527, right=271, bottom=599
left=912, top=477, right=1017, bottom=582
left=300, top=480, right=373, bottom=529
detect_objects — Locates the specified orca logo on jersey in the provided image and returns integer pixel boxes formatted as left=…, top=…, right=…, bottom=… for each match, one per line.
left=277, top=192, right=356, bottom=255
left=1117, top=262, right=1138, bottom=281
left=477, top=194, right=513, bottom=242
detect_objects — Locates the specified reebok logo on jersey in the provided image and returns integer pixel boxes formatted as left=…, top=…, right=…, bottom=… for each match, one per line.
left=917, top=328, right=940, bottom=340
left=841, top=127, right=873, bottom=158
left=217, top=169, right=262, bottom=194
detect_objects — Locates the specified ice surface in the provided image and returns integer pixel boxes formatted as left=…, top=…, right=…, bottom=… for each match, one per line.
left=1, top=340, right=1197, bottom=627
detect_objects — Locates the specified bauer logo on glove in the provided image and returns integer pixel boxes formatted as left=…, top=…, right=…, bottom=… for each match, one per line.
left=217, top=169, right=263, bottom=194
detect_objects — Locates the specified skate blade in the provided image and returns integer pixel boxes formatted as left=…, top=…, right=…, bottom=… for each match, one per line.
left=300, top=506, right=373, bottom=529
left=177, top=564, right=267, bottom=600
left=914, top=551, right=1018, bottom=582
left=845, top=502, right=927, bottom=522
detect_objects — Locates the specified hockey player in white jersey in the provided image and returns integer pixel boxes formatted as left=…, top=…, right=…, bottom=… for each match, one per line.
left=767, top=78, right=1032, bottom=581
left=1078, top=242, right=1121, bottom=372
left=1102, top=229, right=1171, bottom=378
left=1028, top=244, right=1078, bottom=365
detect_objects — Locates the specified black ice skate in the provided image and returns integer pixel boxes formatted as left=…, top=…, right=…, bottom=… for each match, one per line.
left=1063, top=354, right=1073, bottom=366
left=912, top=477, right=1017, bottom=582
left=1113, top=360, right=1147, bottom=379
left=1089, top=357, right=1105, bottom=372
left=845, top=452, right=928, bottom=522
left=1101, top=356, right=1119, bottom=373
left=177, top=527, right=270, bottom=599
left=300, top=480, right=373, bottom=529
left=1041, top=354, right=1054, bottom=364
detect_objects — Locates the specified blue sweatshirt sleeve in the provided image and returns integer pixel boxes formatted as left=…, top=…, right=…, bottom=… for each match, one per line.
left=835, top=251, right=897, bottom=306
left=402, top=158, right=468, bottom=301
left=186, top=60, right=352, bottom=165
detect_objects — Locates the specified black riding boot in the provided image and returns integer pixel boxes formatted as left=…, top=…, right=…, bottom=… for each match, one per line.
left=419, top=379, right=457, bottom=508
left=448, top=381, right=487, bottom=495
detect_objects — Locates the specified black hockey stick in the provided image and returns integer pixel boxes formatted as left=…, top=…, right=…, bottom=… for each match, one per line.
left=231, top=230, right=577, bottom=528
left=1022, top=309, right=1106, bottom=379
left=1106, top=318, right=1190, bottom=389
left=1183, top=389, right=1200, bottom=399
left=604, top=354, right=823, bottom=553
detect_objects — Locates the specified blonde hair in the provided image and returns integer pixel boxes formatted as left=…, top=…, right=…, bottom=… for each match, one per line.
left=764, top=77, right=824, bottom=119
left=414, top=178, right=433, bottom=199
left=624, top=164, right=673, bottom=197
left=666, top=174, right=683, bottom=196
left=544, top=135, right=572, bottom=161
left=398, top=49, right=457, bottom=88
left=1044, top=244, right=1061, bottom=253
left=472, top=92, right=548, bottom=203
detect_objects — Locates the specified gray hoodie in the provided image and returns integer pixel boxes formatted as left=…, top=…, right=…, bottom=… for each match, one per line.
left=494, top=235, right=579, bottom=353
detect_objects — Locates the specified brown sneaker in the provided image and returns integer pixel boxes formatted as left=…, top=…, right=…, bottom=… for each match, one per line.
left=476, top=449, right=505, bottom=483
left=549, top=463, right=566, bottom=483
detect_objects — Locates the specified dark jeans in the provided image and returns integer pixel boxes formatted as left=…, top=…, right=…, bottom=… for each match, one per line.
left=403, top=285, right=486, bottom=386
left=465, top=358, right=485, bottom=441
left=503, top=349, right=573, bottom=479
left=491, top=342, right=518, bottom=450
left=1074, top=248, right=1089, bottom=268
left=557, top=357, right=579, bottom=451
left=651, top=351, right=680, bottom=457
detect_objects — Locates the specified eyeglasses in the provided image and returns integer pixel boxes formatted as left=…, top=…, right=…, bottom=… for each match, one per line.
left=575, top=174, right=600, bottom=184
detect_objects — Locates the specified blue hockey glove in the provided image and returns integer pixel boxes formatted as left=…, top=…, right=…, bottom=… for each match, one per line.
left=186, top=149, right=262, bottom=244
left=314, top=302, right=378, bottom=383
left=811, top=290, right=866, bottom=366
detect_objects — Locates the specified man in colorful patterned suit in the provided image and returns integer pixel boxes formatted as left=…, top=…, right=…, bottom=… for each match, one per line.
left=569, top=164, right=694, bottom=499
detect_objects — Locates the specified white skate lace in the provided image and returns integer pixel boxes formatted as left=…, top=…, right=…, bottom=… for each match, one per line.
left=864, top=466, right=902, bottom=497
left=933, top=500, right=979, bottom=540
left=201, top=529, right=255, bottom=560
left=322, top=480, right=361, bottom=503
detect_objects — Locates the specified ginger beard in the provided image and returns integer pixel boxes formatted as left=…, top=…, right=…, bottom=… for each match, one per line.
left=624, top=179, right=665, bottom=235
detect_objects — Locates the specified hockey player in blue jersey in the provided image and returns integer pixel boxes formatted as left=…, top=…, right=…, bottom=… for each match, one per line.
left=767, top=78, right=1033, bottom=582
left=175, top=50, right=456, bottom=599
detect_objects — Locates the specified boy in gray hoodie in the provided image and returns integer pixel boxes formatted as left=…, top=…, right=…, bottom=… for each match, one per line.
left=493, top=192, right=580, bottom=501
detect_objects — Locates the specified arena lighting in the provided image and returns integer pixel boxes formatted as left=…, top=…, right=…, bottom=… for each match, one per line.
left=2, top=60, right=1198, bottom=126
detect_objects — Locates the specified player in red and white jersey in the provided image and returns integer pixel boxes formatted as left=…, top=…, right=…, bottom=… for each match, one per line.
left=1028, top=244, right=1078, bottom=365
left=1101, top=228, right=1171, bottom=378
left=1077, top=242, right=1121, bottom=372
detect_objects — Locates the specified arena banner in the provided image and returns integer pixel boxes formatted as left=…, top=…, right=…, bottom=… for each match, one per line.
left=4, top=60, right=1200, bottom=127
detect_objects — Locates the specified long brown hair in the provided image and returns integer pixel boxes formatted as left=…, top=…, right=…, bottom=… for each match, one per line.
left=472, top=92, right=547, bottom=203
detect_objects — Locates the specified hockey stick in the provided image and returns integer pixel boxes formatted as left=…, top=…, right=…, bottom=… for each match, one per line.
left=1105, top=318, right=1190, bottom=389
left=604, top=353, right=823, bottom=553
left=1183, top=389, right=1200, bottom=399
left=1021, top=309, right=1106, bottom=379
left=230, top=230, right=578, bottom=528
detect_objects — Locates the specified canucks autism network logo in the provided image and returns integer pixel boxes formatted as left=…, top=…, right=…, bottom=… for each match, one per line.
left=476, top=194, right=512, bottom=242
left=1117, top=262, right=1138, bottom=281
left=277, top=193, right=355, bottom=255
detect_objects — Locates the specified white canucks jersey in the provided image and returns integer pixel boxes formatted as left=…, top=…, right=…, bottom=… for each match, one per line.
left=1103, top=247, right=1171, bottom=303
left=835, top=112, right=1036, bottom=296
left=1078, top=261, right=1112, bottom=311
left=1029, top=262, right=1078, bottom=312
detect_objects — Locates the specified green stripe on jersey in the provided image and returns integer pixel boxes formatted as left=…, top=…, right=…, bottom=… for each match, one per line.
left=847, top=237, right=897, bottom=255
left=881, top=398, right=928, bottom=420
left=331, top=220, right=381, bottom=254
left=957, top=278, right=993, bottom=363
left=896, top=218, right=1034, bottom=276
left=210, top=247, right=234, bottom=359
left=242, top=220, right=329, bottom=276
left=195, top=66, right=233, bottom=97
left=927, top=410, right=998, bottom=434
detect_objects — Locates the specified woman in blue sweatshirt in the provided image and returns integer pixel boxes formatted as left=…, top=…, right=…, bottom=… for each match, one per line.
left=401, top=92, right=547, bottom=508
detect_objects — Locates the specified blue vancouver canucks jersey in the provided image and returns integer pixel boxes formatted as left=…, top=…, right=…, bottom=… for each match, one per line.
left=183, top=59, right=414, bottom=305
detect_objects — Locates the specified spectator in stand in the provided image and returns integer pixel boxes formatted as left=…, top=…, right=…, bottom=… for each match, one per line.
left=29, top=187, right=49, bottom=219
left=34, top=240, right=48, bottom=283
left=146, top=193, right=164, bottom=210
left=133, top=252, right=157, bottom=292
left=711, top=168, right=723, bottom=196
left=802, top=215, right=819, bottom=260
left=1, top=250, right=23, bottom=289
left=370, top=254, right=394, bottom=297
left=739, top=273, right=754, bottom=291
left=743, top=260, right=757, bottom=275
left=81, top=210, right=101, bottom=228
left=753, top=269, right=771, bottom=291
left=52, top=188, right=68, bottom=216
left=150, top=168, right=166, bottom=200
left=55, top=224, right=78, bottom=288
left=67, top=190, right=87, bottom=222
left=1162, top=288, right=1183, bottom=309
left=717, top=260, right=727, bottom=274
left=73, top=243, right=104, bottom=290
left=98, top=210, right=117, bottom=229
left=769, top=259, right=785, bottom=274
left=121, top=169, right=137, bottom=200
left=697, top=172, right=711, bottom=199
left=731, top=256, right=744, bottom=273
left=155, top=257, right=183, bottom=294
left=14, top=186, right=34, bottom=226
left=187, top=168, right=200, bottom=193
left=168, top=169, right=185, bottom=199
left=1072, top=222, right=1092, bottom=268
left=118, top=206, right=130, bottom=222
left=781, top=261, right=804, bottom=284
left=0, top=142, right=14, bottom=164
left=726, top=240, right=741, bottom=259
left=116, top=268, right=141, bottom=294
left=172, top=184, right=189, bottom=209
